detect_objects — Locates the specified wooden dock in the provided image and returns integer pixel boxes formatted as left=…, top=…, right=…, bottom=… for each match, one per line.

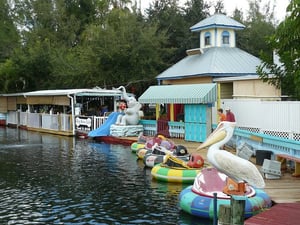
left=245, top=203, right=300, bottom=225
left=120, top=137, right=300, bottom=203
left=264, top=172, right=300, bottom=203
left=105, top=137, right=300, bottom=224
left=174, top=139, right=300, bottom=224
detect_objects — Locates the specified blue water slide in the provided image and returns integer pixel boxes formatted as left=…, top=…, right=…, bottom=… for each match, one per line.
left=88, top=112, right=120, bottom=137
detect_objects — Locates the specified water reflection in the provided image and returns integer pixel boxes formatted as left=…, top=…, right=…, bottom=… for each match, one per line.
left=0, top=127, right=212, bottom=224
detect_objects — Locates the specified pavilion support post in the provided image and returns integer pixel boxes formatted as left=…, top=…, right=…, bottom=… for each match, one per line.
left=170, top=104, right=174, bottom=121
left=155, top=104, right=160, bottom=120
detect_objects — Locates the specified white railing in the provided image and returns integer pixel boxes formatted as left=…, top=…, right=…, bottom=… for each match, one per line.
left=60, top=114, right=72, bottom=131
left=168, top=121, right=185, bottom=139
left=212, top=99, right=300, bottom=158
left=19, top=112, right=28, bottom=126
left=93, top=116, right=108, bottom=130
left=6, top=111, right=72, bottom=134
left=139, top=120, right=185, bottom=139
left=214, top=100, right=300, bottom=141
left=28, top=113, right=41, bottom=128
left=139, top=120, right=157, bottom=136
left=7, top=111, right=18, bottom=125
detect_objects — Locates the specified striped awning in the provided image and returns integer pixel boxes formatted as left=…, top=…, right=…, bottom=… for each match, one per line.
left=138, top=83, right=217, bottom=104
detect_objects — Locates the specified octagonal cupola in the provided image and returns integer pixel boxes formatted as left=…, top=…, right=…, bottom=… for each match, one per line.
left=190, top=14, right=245, bottom=49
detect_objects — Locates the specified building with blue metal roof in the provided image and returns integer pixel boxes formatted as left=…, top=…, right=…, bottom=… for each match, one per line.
left=190, top=13, right=245, bottom=32
left=151, top=13, right=280, bottom=100
left=156, top=47, right=262, bottom=80
left=139, top=14, right=281, bottom=142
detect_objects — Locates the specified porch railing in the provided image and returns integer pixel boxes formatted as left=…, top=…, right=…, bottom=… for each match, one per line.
left=7, top=111, right=72, bottom=134
left=233, top=128, right=300, bottom=158
left=93, top=116, right=108, bottom=130
left=139, top=119, right=185, bottom=139
left=168, top=121, right=185, bottom=139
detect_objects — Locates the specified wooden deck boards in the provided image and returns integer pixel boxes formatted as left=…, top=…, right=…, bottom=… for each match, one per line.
left=264, top=172, right=300, bottom=203
left=110, top=137, right=300, bottom=224
left=112, top=137, right=300, bottom=202
left=128, top=138, right=300, bottom=203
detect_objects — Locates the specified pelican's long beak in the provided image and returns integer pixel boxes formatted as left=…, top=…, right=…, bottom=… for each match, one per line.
left=197, top=125, right=226, bottom=150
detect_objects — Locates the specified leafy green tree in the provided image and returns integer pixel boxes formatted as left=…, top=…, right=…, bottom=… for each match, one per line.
left=146, top=0, right=190, bottom=63
left=235, top=0, right=276, bottom=57
left=184, top=0, right=209, bottom=24
left=0, top=0, right=19, bottom=62
left=0, top=0, right=279, bottom=97
left=6, top=1, right=59, bottom=91
left=232, top=7, right=244, bottom=22
left=6, top=0, right=88, bottom=91
left=231, top=8, right=245, bottom=48
left=0, top=0, right=20, bottom=93
left=183, top=0, right=210, bottom=49
left=212, top=0, right=226, bottom=14
left=0, top=59, right=18, bottom=93
left=4, top=39, right=53, bottom=93
left=49, top=2, right=172, bottom=96
left=257, top=0, right=300, bottom=100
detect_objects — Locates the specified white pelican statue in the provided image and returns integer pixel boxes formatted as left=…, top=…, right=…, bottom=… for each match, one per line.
left=197, top=121, right=265, bottom=194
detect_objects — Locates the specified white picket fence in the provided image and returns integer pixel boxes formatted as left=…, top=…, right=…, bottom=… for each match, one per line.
left=216, top=99, right=300, bottom=141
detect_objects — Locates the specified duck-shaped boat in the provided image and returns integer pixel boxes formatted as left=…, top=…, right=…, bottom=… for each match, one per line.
left=178, top=121, right=272, bottom=219
left=151, top=153, right=207, bottom=183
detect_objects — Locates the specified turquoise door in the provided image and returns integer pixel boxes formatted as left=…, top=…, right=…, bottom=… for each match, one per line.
left=184, top=104, right=211, bottom=142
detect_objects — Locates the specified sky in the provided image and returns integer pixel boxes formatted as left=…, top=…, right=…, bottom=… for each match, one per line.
left=139, top=0, right=290, bottom=22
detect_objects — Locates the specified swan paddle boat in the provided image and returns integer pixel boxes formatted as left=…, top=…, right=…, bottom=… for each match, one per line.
left=179, top=121, right=272, bottom=219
